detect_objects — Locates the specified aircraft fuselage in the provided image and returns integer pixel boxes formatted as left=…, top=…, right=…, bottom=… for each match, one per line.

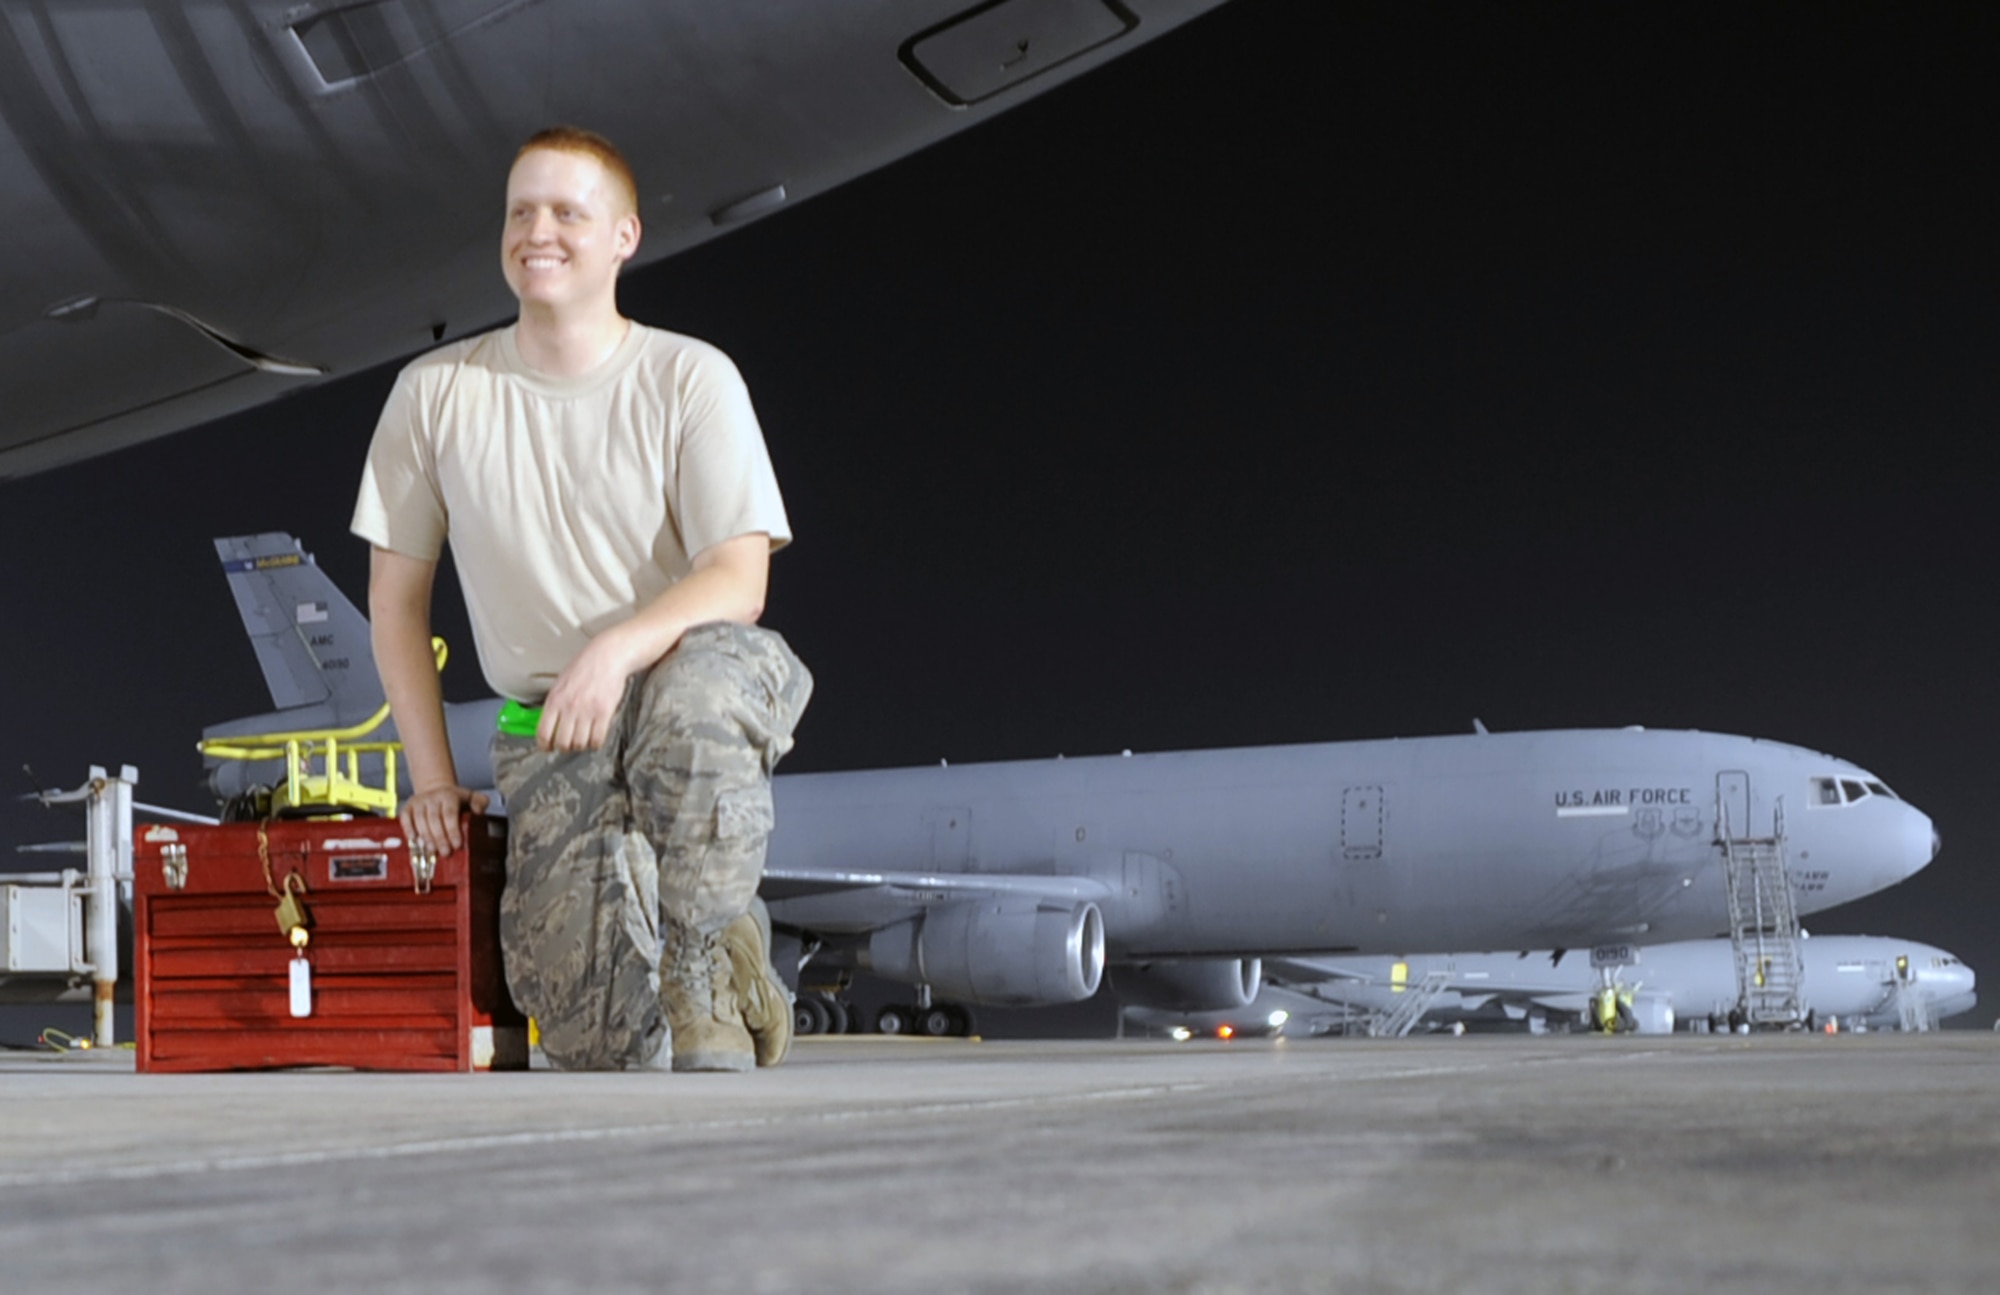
left=766, top=727, right=1936, bottom=959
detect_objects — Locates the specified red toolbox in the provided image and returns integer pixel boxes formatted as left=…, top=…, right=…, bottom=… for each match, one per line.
left=133, top=815, right=526, bottom=1072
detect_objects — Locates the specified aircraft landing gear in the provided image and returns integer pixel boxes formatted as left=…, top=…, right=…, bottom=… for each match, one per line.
left=823, top=996, right=851, bottom=1035
left=874, top=1001, right=976, bottom=1037
left=791, top=991, right=857, bottom=1036
left=794, top=995, right=829, bottom=1036
left=917, top=1004, right=975, bottom=1037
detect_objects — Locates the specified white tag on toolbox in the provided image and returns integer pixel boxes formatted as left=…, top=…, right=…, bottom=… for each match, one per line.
left=289, top=957, right=313, bottom=1018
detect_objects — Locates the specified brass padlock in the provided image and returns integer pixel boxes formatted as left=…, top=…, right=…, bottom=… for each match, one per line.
left=274, top=873, right=309, bottom=940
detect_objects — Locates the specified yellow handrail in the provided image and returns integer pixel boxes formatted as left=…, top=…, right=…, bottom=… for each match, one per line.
left=196, top=638, right=446, bottom=758
left=196, top=638, right=448, bottom=815
left=196, top=703, right=391, bottom=761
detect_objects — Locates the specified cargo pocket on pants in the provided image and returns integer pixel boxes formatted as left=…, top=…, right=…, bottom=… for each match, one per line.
left=685, top=784, right=775, bottom=930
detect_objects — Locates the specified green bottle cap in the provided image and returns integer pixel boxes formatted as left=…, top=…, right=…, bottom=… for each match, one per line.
left=496, top=699, right=543, bottom=737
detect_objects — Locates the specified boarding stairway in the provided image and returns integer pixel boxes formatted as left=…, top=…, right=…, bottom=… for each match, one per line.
left=1891, top=962, right=1936, bottom=1033
left=1718, top=798, right=1807, bottom=1027
left=1369, top=968, right=1452, bottom=1038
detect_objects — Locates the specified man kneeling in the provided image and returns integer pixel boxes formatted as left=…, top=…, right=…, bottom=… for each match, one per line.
left=351, top=126, right=810, bottom=1070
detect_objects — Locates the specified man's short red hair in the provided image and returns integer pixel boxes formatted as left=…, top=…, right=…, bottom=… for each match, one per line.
left=515, top=126, right=639, bottom=217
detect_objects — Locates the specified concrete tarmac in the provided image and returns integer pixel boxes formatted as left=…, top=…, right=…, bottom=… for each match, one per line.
left=2, top=1033, right=1995, bottom=1294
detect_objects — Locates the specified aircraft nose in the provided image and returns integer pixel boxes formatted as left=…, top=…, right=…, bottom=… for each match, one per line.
left=1899, top=807, right=1940, bottom=882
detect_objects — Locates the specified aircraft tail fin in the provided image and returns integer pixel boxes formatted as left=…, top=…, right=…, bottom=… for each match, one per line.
left=213, top=533, right=383, bottom=721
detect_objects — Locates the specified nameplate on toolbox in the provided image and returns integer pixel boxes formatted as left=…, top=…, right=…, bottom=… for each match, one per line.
left=327, top=853, right=390, bottom=882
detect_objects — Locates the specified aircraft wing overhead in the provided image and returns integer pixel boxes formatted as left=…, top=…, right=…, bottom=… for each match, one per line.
left=0, top=0, right=1230, bottom=478
left=1262, top=957, right=1375, bottom=985
left=1263, top=956, right=1579, bottom=1002
left=760, top=866, right=1112, bottom=934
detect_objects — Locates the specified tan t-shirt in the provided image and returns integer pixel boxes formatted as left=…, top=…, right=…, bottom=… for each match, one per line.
left=351, top=323, right=791, bottom=702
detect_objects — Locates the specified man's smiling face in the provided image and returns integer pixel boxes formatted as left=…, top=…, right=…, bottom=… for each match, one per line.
left=500, top=147, right=639, bottom=312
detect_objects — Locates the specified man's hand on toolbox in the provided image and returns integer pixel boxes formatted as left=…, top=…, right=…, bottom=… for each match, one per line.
left=400, top=784, right=489, bottom=855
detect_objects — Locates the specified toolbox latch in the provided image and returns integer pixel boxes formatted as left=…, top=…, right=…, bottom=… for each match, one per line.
left=161, top=843, right=189, bottom=890
left=410, top=842, right=437, bottom=894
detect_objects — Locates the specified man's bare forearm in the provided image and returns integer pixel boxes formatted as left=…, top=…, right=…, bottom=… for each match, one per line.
left=368, top=547, right=461, bottom=793
left=594, top=533, right=770, bottom=677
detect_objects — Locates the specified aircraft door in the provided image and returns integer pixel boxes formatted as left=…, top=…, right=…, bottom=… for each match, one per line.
left=1716, top=771, right=1750, bottom=840
left=1338, top=784, right=1400, bottom=930
left=925, top=806, right=971, bottom=869
left=1342, top=786, right=1384, bottom=860
left=1112, top=851, right=1187, bottom=946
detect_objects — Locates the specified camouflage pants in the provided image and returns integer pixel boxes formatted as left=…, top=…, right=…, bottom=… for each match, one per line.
left=490, top=622, right=812, bottom=1071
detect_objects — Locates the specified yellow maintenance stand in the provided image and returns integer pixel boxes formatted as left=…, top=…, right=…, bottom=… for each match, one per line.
left=198, top=638, right=449, bottom=817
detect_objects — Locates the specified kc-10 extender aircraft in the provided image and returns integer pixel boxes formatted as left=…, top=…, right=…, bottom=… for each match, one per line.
left=0, top=0, right=1230, bottom=478
left=1126, top=935, right=1979, bottom=1039
left=203, top=533, right=1940, bottom=1031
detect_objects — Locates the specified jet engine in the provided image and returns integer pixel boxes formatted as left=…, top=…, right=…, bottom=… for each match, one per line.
left=866, top=898, right=1104, bottom=1006
left=1108, top=958, right=1262, bottom=1012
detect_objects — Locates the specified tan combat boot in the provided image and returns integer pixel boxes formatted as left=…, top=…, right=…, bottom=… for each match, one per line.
left=721, top=897, right=792, bottom=1067
left=660, top=919, right=754, bottom=1072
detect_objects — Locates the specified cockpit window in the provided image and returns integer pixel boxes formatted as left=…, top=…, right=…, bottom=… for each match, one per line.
left=1811, top=776, right=1889, bottom=806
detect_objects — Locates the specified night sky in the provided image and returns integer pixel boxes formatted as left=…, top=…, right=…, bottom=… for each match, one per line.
left=4, top=4, right=1995, bottom=1026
